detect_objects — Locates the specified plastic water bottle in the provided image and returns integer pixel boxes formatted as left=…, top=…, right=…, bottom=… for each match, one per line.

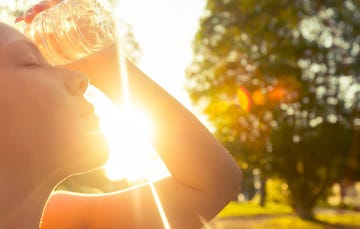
left=15, top=0, right=116, bottom=65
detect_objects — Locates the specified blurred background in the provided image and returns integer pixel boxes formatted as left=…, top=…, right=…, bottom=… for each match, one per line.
left=1, top=0, right=360, bottom=228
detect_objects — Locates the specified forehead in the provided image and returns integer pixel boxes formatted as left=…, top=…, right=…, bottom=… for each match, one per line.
left=0, top=22, right=28, bottom=50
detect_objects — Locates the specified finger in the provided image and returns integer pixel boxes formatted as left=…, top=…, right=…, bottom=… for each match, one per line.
left=47, top=0, right=62, bottom=6
left=15, top=16, right=24, bottom=23
left=21, top=0, right=62, bottom=24
left=24, top=11, right=36, bottom=23
left=23, top=1, right=51, bottom=24
left=52, top=0, right=63, bottom=5
left=33, top=1, right=50, bottom=13
left=23, top=6, right=34, bottom=16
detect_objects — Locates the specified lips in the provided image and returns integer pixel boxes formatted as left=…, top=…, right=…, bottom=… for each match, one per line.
left=84, top=112, right=102, bottom=133
left=81, top=102, right=102, bottom=133
left=81, top=102, right=95, bottom=117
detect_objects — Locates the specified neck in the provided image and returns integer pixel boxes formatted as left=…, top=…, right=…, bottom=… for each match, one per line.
left=0, top=169, right=58, bottom=229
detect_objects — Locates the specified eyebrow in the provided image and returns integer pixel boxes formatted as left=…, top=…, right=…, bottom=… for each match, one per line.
left=2, top=39, right=47, bottom=66
left=8, top=39, right=44, bottom=59
left=5, top=38, right=40, bottom=52
left=22, top=40, right=42, bottom=54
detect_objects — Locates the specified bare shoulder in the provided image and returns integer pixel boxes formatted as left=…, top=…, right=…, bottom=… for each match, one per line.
left=41, top=191, right=93, bottom=228
left=81, top=176, right=236, bottom=228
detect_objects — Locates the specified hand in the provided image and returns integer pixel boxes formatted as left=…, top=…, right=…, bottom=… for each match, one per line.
left=16, top=0, right=122, bottom=100
left=64, top=44, right=122, bottom=101
left=15, top=0, right=62, bottom=24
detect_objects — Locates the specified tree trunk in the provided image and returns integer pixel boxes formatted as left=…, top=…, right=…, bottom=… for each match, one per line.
left=292, top=198, right=315, bottom=220
left=340, top=179, right=347, bottom=206
left=259, top=176, right=267, bottom=207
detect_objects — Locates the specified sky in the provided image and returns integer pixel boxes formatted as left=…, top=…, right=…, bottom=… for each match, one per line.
left=99, top=0, right=210, bottom=179
left=2, top=0, right=205, bottom=183
left=0, top=0, right=208, bottom=180
left=0, top=0, right=206, bottom=108
left=116, top=0, right=206, bottom=108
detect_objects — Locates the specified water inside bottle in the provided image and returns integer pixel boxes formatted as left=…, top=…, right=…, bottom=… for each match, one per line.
left=17, top=0, right=116, bottom=65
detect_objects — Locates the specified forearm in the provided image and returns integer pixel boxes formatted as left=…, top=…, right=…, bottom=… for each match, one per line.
left=64, top=45, right=122, bottom=100
left=68, top=46, right=241, bottom=191
left=67, top=44, right=241, bottom=195
left=59, top=50, right=242, bottom=228
left=125, top=59, right=241, bottom=195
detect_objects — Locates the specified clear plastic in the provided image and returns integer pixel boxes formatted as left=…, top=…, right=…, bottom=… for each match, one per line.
left=15, top=0, right=116, bottom=65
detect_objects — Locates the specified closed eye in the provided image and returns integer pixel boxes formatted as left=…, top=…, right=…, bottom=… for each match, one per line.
left=9, top=39, right=48, bottom=67
left=18, top=52, right=41, bottom=67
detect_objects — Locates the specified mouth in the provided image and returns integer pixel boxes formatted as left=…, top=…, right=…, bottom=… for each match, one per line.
left=84, top=113, right=102, bottom=132
left=80, top=102, right=102, bottom=133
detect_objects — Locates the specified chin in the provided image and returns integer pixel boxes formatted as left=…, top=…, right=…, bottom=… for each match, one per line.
left=67, top=131, right=110, bottom=175
left=83, top=132, right=110, bottom=170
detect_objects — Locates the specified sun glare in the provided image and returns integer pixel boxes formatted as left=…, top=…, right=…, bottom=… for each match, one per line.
left=85, top=2, right=173, bottom=226
left=85, top=85, right=170, bottom=182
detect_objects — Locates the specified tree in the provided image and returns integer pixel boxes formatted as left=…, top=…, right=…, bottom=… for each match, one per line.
left=186, top=0, right=360, bottom=220
left=0, top=0, right=28, bottom=24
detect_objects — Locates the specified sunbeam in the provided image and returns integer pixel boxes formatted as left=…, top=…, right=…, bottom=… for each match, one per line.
left=116, top=16, right=172, bottom=227
left=149, top=181, right=171, bottom=229
left=88, top=4, right=173, bottom=227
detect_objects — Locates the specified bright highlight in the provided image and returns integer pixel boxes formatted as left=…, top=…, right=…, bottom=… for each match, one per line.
left=85, top=3, right=173, bottom=227
left=237, top=86, right=252, bottom=112
left=85, top=85, right=170, bottom=182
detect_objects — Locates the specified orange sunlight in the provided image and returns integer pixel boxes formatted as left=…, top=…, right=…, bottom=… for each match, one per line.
left=237, top=86, right=252, bottom=112
left=83, top=6, right=173, bottom=225
left=81, top=3, right=171, bottom=182
left=85, top=85, right=170, bottom=182
left=85, top=20, right=172, bottom=226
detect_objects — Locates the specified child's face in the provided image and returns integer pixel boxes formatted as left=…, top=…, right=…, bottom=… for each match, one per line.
left=0, top=23, right=108, bottom=176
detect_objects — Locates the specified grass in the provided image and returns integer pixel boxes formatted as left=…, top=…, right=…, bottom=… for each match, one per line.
left=217, top=201, right=293, bottom=218
left=213, top=200, right=360, bottom=229
left=316, top=210, right=360, bottom=227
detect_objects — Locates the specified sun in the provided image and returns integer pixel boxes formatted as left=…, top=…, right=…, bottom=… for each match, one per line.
left=85, top=85, right=170, bottom=182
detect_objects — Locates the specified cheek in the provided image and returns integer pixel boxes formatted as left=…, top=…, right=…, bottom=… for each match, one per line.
left=23, top=111, right=84, bottom=171
left=0, top=76, right=108, bottom=171
left=0, top=104, right=66, bottom=168
left=44, top=111, right=109, bottom=172
left=40, top=111, right=81, bottom=153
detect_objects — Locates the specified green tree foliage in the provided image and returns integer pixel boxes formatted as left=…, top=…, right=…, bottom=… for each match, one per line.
left=186, top=0, right=360, bottom=220
left=0, top=0, right=28, bottom=23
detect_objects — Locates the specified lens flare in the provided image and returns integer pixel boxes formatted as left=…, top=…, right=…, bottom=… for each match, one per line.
left=149, top=182, right=171, bottom=229
left=86, top=9, right=172, bottom=227
left=237, top=86, right=252, bottom=112
left=85, top=85, right=170, bottom=182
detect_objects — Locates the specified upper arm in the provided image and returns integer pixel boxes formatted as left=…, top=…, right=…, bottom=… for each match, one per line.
left=41, top=192, right=92, bottom=229
left=42, top=176, right=233, bottom=229
left=88, top=177, right=232, bottom=229
left=51, top=47, right=241, bottom=229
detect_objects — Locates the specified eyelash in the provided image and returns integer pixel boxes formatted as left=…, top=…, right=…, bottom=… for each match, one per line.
left=20, top=53, right=40, bottom=67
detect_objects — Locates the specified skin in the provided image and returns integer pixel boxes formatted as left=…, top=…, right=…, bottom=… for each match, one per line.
left=0, top=22, right=108, bottom=228
left=1, top=1, right=242, bottom=228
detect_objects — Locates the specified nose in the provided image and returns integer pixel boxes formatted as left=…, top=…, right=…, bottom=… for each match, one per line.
left=64, top=70, right=89, bottom=95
